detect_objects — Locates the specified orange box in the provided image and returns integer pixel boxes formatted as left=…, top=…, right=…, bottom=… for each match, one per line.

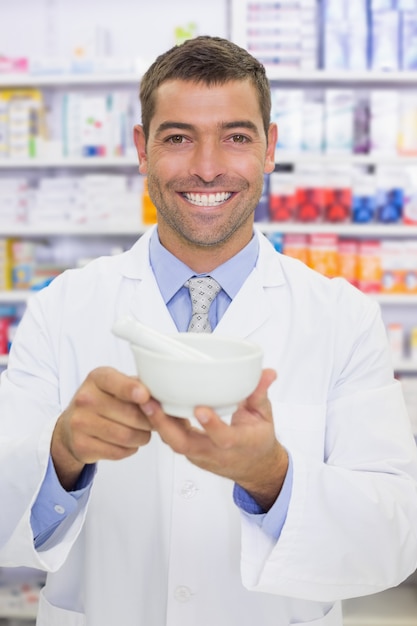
left=141, top=178, right=157, bottom=225
left=381, top=240, right=406, bottom=294
left=404, top=241, right=417, bottom=293
left=357, top=240, right=382, bottom=293
left=283, top=234, right=308, bottom=265
left=338, top=239, right=359, bottom=286
left=308, top=233, right=339, bottom=278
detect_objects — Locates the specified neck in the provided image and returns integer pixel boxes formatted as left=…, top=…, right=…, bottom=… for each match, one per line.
left=156, top=223, right=254, bottom=274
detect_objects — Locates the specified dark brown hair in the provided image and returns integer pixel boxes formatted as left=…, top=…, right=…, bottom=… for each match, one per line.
left=139, top=36, right=271, bottom=141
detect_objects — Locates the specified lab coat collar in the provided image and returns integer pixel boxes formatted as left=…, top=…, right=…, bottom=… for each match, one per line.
left=120, top=225, right=285, bottom=286
left=119, top=225, right=287, bottom=338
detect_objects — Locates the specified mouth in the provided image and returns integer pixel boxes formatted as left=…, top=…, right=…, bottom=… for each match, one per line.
left=182, top=192, right=233, bottom=207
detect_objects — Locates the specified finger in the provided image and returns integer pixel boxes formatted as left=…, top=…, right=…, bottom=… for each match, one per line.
left=193, top=406, right=236, bottom=449
left=68, top=409, right=152, bottom=462
left=88, top=415, right=152, bottom=450
left=90, top=366, right=151, bottom=404
left=74, top=384, right=152, bottom=432
left=146, top=404, right=210, bottom=455
left=73, top=427, right=151, bottom=463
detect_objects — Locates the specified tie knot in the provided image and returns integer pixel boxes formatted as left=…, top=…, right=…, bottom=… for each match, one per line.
left=185, top=276, right=221, bottom=333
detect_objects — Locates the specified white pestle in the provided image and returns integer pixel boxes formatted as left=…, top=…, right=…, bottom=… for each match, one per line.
left=112, top=316, right=214, bottom=362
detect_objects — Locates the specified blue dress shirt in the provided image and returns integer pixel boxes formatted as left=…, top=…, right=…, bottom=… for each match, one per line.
left=31, top=228, right=293, bottom=547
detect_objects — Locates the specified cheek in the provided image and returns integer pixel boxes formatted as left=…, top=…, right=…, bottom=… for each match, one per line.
left=148, top=153, right=183, bottom=180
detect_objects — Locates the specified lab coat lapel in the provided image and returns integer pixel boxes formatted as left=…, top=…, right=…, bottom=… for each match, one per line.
left=215, top=231, right=286, bottom=339
left=215, top=268, right=270, bottom=337
left=119, top=227, right=178, bottom=333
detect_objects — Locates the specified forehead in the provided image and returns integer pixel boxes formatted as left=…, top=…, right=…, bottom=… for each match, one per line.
left=150, top=79, right=263, bottom=128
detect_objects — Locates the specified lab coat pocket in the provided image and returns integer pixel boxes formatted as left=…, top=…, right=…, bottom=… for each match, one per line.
left=36, top=589, right=86, bottom=626
left=273, top=402, right=327, bottom=460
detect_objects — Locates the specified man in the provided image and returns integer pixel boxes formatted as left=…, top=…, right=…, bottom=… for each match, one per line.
left=0, top=36, right=417, bottom=626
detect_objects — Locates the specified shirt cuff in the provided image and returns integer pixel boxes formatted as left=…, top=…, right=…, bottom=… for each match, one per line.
left=31, top=456, right=96, bottom=548
left=233, top=453, right=293, bottom=541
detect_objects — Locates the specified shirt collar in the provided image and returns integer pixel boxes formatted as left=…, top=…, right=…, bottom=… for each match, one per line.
left=149, top=228, right=259, bottom=305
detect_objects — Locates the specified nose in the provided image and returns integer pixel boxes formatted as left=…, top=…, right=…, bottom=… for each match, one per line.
left=188, top=139, right=227, bottom=183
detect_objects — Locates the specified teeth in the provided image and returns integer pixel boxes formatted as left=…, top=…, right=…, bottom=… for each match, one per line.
left=183, top=192, right=232, bottom=207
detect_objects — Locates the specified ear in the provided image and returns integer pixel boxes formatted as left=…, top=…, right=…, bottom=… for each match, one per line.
left=133, top=125, right=148, bottom=175
left=264, top=123, right=277, bottom=174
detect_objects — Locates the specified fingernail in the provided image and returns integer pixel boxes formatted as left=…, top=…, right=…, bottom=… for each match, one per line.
left=196, top=409, right=210, bottom=424
left=141, top=402, right=155, bottom=416
left=132, top=386, right=147, bottom=403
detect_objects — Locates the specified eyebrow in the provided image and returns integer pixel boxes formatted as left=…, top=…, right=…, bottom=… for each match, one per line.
left=155, top=120, right=260, bottom=136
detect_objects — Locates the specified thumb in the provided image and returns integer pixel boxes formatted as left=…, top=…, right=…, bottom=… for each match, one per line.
left=244, top=368, right=277, bottom=418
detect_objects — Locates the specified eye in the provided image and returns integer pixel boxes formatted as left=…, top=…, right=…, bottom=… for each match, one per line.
left=167, top=135, right=186, bottom=144
left=230, top=134, right=249, bottom=144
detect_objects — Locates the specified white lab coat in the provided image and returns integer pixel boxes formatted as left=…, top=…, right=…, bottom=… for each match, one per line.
left=0, top=227, right=417, bottom=626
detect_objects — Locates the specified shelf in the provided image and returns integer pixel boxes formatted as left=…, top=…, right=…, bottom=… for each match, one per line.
left=372, top=294, right=417, bottom=305
left=0, top=222, right=145, bottom=236
left=260, top=223, right=417, bottom=236
left=0, top=155, right=138, bottom=168
left=2, top=69, right=417, bottom=88
left=393, top=360, right=417, bottom=373
left=267, top=69, right=417, bottom=86
left=342, top=584, right=417, bottom=625
left=0, top=290, right=33, bottom=302
left=275, top=152, right=417, bottom=166
left=0, top=72, right=141, bottom=88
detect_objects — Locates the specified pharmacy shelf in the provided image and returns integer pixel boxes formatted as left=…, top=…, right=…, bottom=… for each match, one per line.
left=2, top=69, right=417, bottom=88
left=275, top=152, right=417, bottom=166
left=0, top=605, right=37, bottom=620
left=0, top=222, right=145, bottom=236
left=0, top=155, right=138, bottom=168
left=259, top=223, right=417, bottom=236
left=342, top=585, right=417, bottom=626
left=372, top=294, right=417, bottom=305
left=267, top=69, right=417, bottom=86
left=0, top=290, right=33, bottom=302
left=0, top=72, right=142, bottom=87
left=393, top=360, right=417, bottom=373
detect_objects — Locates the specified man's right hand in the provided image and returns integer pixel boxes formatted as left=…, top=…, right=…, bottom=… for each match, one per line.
left=51, top=367, right=153, bottom=490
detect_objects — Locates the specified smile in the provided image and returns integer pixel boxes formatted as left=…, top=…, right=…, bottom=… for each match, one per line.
left=183, top=192, right=233, bottom=207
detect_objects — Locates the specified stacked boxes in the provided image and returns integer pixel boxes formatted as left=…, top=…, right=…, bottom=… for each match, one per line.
left=0, top=89, right=45, bottom=159
left=0, top=174, right=143, bottom=229
left=272, top=233, right=417, bottom=295
left=0, top=88, right=136, bottom=160
left=269, top=166, right=408, bottom=225
left=272, top=87, right=417, bottom=158
left=0, top=239, right=12, bottom=291
left=231, top=0, right=319, bottom=72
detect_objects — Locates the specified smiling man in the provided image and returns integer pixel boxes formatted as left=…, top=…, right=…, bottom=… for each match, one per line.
left=134, top=79, right=276, bottom=266
left=0, top=36, right=417, bottom=626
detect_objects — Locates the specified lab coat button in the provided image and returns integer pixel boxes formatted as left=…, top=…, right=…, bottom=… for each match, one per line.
left=54, top=505, right=65, bottom=514
left=180, top=481, right=198, bottom=499
left=174, top=586, right=193, bottom=602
